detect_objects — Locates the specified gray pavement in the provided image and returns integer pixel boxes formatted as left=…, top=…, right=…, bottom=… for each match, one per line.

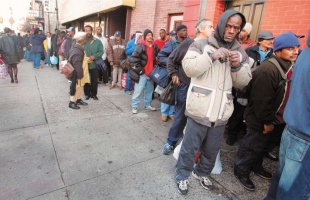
left=0, top=60, right=277, bottom=200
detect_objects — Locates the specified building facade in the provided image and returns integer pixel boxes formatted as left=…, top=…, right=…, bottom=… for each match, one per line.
left=183, top=0, right=310, bottom=48
left=58, top=0, right=184, bottom=41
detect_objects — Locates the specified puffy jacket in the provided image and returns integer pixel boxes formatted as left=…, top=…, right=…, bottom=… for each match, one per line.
left=125, top=38, right=136, bottom=56
left=182, top=36, right=252, bottom=127
left=30, top=34, right=46, bottom=53
left=129, top=42, right=159, bottom=82
left=157, top=37, right=181, bottom=67
left=0, top=34, right=20, bottom=64
left=107, top=38, right=126, bottom=66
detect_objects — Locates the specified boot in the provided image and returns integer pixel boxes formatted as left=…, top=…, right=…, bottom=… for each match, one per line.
left=234, top=167, right=255, bottom=191
left=68, top=101, right=80, bottom=109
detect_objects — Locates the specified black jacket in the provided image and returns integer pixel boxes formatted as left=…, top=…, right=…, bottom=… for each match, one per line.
left=167, top=39, right=194, bottom=85
left=130, top=43, right=159, bottom=82
left=245, top=45, right=273, bottom=67
left=244, top=55, right=292, bottom=131
left=64, top=37, right=76, bottom=59
left=0, top=34, right=20, bottom=64
left=69, top=44, right=84, bottom=79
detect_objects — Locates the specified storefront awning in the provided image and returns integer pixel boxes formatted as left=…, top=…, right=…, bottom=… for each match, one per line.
left=59, top=0, right=135, bottom=24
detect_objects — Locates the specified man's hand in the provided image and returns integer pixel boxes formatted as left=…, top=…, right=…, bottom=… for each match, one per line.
left=89, top=55, right=95, bottom=61
left=263, top=124, right=274, bottom=134
left=172, top=75, right=180, bottom=86
left=211, top=47, right=230, bottom=61
left=229, top=51, right=241, bottom=67
left=110, top=62, right=113, bottom=66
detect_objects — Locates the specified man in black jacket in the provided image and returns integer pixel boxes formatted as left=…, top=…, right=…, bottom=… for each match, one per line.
left=225, top=30, right=275, bottom=146
left=64, top=27, right=76, bottom=60
left=130, top=29, right=159, bottom=114
left=234, top=32, right=300, bottom=191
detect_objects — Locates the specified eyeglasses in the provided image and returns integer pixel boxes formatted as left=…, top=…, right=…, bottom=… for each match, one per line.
left=225, top=24, right=240, bottom=31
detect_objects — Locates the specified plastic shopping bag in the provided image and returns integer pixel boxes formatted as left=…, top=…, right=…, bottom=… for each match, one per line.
left=50, top=55, right=58, bottom=65
left=0, top=59, right=8, bottom=79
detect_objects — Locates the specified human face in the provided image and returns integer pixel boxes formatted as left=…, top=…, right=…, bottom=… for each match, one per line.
left=115, top=35, right=121, bottom=41
left=224, top=15, right=242, bottom=42
left=46, top=32, right=51, bottom=37
left=177, top=28, right=188, bottom=39
left=276, top=46, right=299, bottom=62
left=96, top=28, right=102, bottom=35
left=200, top=21, right=215, bottom=38
left=69, top=31, right=75, bottom=37
left=145, top=33, right=153, bottom=43
left=239, top=28, right=249, bottom=40
left=259, top=39, right=274, bottom=50
left=85, top=27, right=92, bottom=38
left=159, top=30, right=166, bottom=40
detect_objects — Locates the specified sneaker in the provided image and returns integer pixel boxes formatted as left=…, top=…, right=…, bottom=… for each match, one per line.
left=132, top=107, right=138, bottom=114
left=253, top=168, right=272, bottom=180
left=192, top=171, right=214, bottom=190
left=68, top=80, right=72, bottom=83
left=145, top=105, right=156, bottom=111
left=127, top=91, right=132, bottom=95
left=162, top=143, right=173, bottom=155
left=176, top=180, right=189, bottom=195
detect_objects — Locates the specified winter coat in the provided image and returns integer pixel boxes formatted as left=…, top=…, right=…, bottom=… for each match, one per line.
left=107, top=38, right=126, bottom=66
left=157, top=37, right=182, bottom=67
left=69, top=44, right=84, bottom=79
left=182, top=36, right=252, bottom=127
left=245, top=45, right=273, bottom=68
left=0, top=34, right=21, bottom=64
left=129, top=42, right=159, bottom=83
left=94, top=34, right=108, bottom=60
left=244, top=55, right=293, bottom=131
left=84, top=37, right=104, bottom=70
left=30, top=34, right=46, bottom=53
left=64, top=37, right=76, bottom=60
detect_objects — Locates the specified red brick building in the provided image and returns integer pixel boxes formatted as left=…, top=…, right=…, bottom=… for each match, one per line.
left=183, top=0, right=310, bottom=48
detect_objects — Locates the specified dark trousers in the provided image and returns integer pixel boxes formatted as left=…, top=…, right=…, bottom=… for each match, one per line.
left=226, top=98, right=246, bottom=135
left=235, top=124, right=286, bottom=176
left=84, top=68, right=98, bottom=97
left=166, top=84, right=189, bottom=146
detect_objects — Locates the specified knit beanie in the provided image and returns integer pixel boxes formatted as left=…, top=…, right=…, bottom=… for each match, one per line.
left=243, top=22, right=252, bottom=34
left=176, top=24, right=187, bottom=32
left=143, top=29, right=153, bottom=39
left=273, top=32, right=300, bottom=52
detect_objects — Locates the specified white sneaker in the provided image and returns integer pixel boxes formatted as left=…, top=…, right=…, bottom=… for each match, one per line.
left=68, top=80, right=72, bottom=83
left=192, top=171, right=214, bottom=190
left=145, top=105, right=156, bottom=111
left=132, top=107, right=138, bottom=114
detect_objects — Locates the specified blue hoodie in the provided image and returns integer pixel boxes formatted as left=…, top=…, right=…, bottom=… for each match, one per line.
left=283, top=29, right=310, bottom=138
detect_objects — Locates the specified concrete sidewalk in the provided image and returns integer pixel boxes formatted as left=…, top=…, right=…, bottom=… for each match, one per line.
left=0, top=60, right=277, bottom=200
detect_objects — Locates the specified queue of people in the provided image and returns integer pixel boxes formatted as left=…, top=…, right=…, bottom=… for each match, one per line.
left=1, top=10, right=309, bottom=199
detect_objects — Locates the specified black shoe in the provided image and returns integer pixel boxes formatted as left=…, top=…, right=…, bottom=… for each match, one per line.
left=84, top=95, right=91, bottom=100
left=253, top=168, right=272, bottom=180
left=68, top=101, right=80, bottom=109
left=226, top=134, right=237, bottom=145
left=176, top=180, right=189, bottom=195
left=234, top=168, right=255, bottom=191
left=266, top=152, right=279, bottom=161
left=92, top=95, right=99, bottom=100
left=76, top=99, right=88, bottom=105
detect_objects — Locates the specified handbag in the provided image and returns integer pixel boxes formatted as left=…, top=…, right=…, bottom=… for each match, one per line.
left=149, top=65, right=169, bottom=88
left=158, top=81, right=176, bottom=105
left=95, top=58, right=107, bottom=72
left=61, top=53, right=74, bottom=79
left=0, top=59, right=8, bottom=79
left=120, top=58, right=130, bottom=71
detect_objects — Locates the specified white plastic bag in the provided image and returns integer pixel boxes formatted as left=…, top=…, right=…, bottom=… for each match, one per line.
left=0, top=60, right=8, bottom=79
left=173, top=140, right=223, bottom=175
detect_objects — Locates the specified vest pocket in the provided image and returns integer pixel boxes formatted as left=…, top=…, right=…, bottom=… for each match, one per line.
left=186, top=85, right=215, bottom=118
left=218, top=92, right=234, bottom=121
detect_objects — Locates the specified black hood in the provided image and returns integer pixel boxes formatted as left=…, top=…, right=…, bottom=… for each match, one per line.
left=214, top=9, right=246, bottom=48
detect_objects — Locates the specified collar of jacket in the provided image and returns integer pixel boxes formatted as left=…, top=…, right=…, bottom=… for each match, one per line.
left=271, top=54, right=293, bottom=74
left=86, top=36, right=96, bottom=45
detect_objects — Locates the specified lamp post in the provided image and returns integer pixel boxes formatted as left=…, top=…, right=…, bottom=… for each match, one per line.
left=35, top=0, right=44, bottom=31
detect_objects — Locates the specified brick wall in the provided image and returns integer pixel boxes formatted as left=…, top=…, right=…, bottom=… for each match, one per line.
left=130, top=0, right=184, bottom=40
left=206, top=0, right=225, bottom=25
left=260, top=0, right=310, bottom=48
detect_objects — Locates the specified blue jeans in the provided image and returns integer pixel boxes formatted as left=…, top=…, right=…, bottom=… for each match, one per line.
left=25, top=50, right=32, bottom=61
left=161, top=103, right=175, bottom=117
left=265, top=126, right=310, bottom=200
left=33, top=53, right=41, bottom=68
left=166, top=84, right=189, bottom=146
left=45, top=49, right=51, bottom=65
left=131, top=74, right=154, bottom=108
left=125, top=70, right=133, bottom=91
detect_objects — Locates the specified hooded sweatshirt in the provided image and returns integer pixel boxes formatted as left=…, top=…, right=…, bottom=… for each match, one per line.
left=283, top=29, right=310, bottom=139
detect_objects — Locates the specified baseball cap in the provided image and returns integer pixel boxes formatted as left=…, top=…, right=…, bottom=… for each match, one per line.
left=115, top=31, right=121, bottom=36
left=258, top=31, right=274, bottom=40
left=295, top=34, right=305, bottom=38
left=169, top=30, right=176, bottom=35
left=67, top=27, right=75, bottom=32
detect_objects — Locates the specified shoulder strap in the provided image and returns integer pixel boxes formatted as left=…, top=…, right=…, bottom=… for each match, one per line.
left=266, top=57, right=287, bottom=80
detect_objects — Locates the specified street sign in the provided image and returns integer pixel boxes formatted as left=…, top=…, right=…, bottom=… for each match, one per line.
left=44, top=0, right=55, bottom=13
left=28, top=10, right=39, bottom=17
